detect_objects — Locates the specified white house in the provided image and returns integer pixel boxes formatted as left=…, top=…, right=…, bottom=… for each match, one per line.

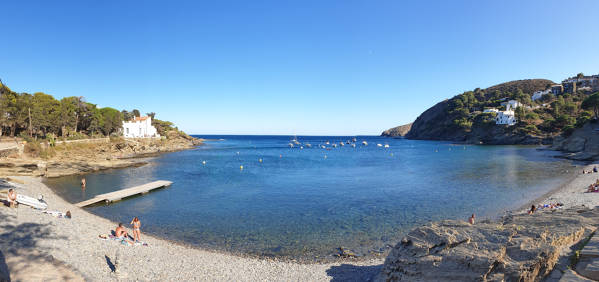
left=484, top=100, right=521, bottom=126
left=532, top=89, right=551, bottom=101
left=122, top=116, right=160, bottom=138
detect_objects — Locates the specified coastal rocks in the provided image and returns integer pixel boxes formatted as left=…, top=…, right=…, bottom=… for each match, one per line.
left=552, top=122, right=599, bottom=161
left=381, top=123, right=413, bottom=137
left=377, top=208, right=599, bottom=282
left=0, top=133, right=202, bottom=178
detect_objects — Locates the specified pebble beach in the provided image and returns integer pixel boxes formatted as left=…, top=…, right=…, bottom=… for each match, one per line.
left=0, top=176, right=382, bottom=281
left=1, top=164, right=598, bottom=281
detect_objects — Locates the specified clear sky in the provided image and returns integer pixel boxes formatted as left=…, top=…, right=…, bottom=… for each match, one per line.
left=2, top=0, right=598, bottom=135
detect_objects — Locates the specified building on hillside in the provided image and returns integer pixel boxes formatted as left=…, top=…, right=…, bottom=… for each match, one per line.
left=563, top=75, right=599, bottom=92
left=496, top=110, right=516, bottom=125
left=551, top=85, right=564, bottom=95
left=483, top=100, right=520, bottom=126
left=532, top=89, right=551, bottom=101
left=122, top=116, right=160, bottom=138
left=563, top=81, right=577, bottom=94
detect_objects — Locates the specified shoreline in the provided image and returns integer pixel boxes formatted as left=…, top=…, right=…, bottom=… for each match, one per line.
left=2, top=152, right=598, bottom=280
left=0, top=176, right=383, bottom=281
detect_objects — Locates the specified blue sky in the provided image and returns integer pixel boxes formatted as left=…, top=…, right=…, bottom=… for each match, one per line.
left=2, top=0, right=598, bottom=135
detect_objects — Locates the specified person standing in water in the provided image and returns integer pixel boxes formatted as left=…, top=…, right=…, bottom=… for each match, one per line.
left=468, top=214, right=475, bottom=224
left=130, top=217, right=142, bottom=242
left=81, top=178, right=86, bottom=189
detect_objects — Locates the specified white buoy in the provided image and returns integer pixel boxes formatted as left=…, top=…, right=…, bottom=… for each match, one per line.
left=202, top=161, right=206, bottom=165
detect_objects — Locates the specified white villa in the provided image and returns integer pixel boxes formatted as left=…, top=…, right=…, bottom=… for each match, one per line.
left=532, top=89, right=551, bottom=101
left=483, top=100, right=521, bottom=126
left=122, top=116, right=160, bottom=138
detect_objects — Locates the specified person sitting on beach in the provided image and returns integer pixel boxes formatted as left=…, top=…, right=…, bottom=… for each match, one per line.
left=115, top=223, right=128, bottom=238
left=7, top=189, right=17, bottom=208
left=528, top=205, right=536, bottom=214
left=594, top=167, right=598, bottom=173
left=130, top=217, right=142, bottom=242
left=468, top=214, right=475, bottom=224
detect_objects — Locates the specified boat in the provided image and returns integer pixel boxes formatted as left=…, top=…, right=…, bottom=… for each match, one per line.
left=16, top=194, right=47, bottom=210
left=384, top=144, right=390, bottom=148
left=351, top=144, right=356, bottom=148
left=332, top=144, right=338, bottom=148
left=340, top=142, right=344, bottom=146
left=305, top=144, right=312, bottom=148
left=325, top=141, right=330, bottom=145
left=362, top=141, right=368, bottom=146
left=352, top=137, right=357, bottom=142
left=377, top=144, right=382, bottom=147
left=288, top=143, right=294, bottom=148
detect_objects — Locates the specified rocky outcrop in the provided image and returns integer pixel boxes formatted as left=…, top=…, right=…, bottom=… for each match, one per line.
left=0, top=133, right=202, bottom=177
left=552, top=122, right=599, bottom=161
left=381, top=123, right=413, bottom=137
left=378, top=207, right=599, bottom=282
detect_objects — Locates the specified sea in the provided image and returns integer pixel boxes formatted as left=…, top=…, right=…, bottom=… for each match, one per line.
left=44, top=135, right=578, bottom=260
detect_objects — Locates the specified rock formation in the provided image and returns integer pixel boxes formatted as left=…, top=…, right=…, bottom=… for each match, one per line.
left=378, top=207, right=599, bottom=281
left=381, top=123, right=413, bottom=137
left=552, top=122, right=599, bottom=161
left=0, top=133, right=202, bottom=177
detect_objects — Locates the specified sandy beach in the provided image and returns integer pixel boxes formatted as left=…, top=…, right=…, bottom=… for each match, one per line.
left=1, top=163, right=598, bottom=281
left=0, top=176, right=382, bottom=281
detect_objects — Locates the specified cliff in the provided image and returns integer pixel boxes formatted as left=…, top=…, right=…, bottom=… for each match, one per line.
left=552, top=121, right=599, bottom=161
left=403, top=79, right=555, bottom=144
left=378, top=207, right=599, bottom=281
left=381, top=123, right=413, bottom=137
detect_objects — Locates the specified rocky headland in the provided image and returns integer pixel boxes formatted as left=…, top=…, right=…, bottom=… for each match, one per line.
left=381, top=123, right=413, bottom=137
left=0, top=131, right=202, bottom=177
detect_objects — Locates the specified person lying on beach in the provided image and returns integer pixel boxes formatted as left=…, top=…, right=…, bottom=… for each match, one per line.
left=115, top=223, right=128, bottom=238
left=7, top=189, right=17, bottom=208
left=528, top=205, right=536, bottom=214
left=130, top=217, right=141, bottom=242
left=468, top=214, right=475, bottom=224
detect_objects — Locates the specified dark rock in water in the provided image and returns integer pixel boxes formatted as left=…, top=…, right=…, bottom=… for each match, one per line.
left=377, top=207, right=599, bottom=281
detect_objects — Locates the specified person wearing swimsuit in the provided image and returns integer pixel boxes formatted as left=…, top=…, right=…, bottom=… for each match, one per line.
left=130, top=217, right=141, bottom=242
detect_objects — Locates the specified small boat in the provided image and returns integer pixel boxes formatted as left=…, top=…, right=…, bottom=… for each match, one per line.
left=332, top=144, right=338, bottom=148
left=384, top=144, right=389, bottom=148
left=288, top=143, right=294, bottom=148
left=362, top=141, right=368, bottom=146
left=352, top=138, right=357, bottom=142
left=340, top=142, right=344, bottom=146
left=321, top=145, right=326, bottom=149
left=305, top=144, right=312, bottom=148
left=351, top=144, right=356, bottom=148
left=16, top=194, right=47, bottom=210
left=325, top=141, right=330, bottom=145
left=377, top=144, right=382, bottom=147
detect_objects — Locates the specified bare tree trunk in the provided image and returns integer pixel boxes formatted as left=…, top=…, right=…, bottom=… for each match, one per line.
left=28, top=107, right=32, bottom=137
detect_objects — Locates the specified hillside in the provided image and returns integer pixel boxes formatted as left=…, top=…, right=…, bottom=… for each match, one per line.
left=381, top=123, right=412, bottom=137
left=400, top=78, right=597, bottom=145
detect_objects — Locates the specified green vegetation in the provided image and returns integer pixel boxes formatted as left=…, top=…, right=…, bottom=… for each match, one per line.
left=441, top=80, right=596, bottom=138
left=0, top=81, right=177, bottom=140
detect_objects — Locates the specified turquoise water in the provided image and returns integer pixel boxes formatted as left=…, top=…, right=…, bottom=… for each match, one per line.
left=44, top=136, right=576, bottom=260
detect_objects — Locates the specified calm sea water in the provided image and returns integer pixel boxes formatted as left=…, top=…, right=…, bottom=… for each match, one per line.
left=45, top=136, right=576, bottom=260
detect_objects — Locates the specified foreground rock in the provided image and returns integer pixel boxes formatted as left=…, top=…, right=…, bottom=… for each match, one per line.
left=552, top=122, right=599, bottom=161
left=381, top=123, right=413, bottom=137
left=378, top=207, right=599, bottom=281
